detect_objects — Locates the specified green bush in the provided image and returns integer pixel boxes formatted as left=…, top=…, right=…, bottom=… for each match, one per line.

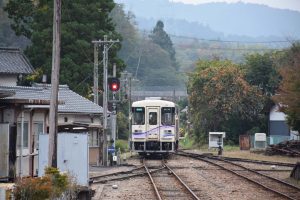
left=179, top=135, right=195, bottom=149
left=13, top=167, right=70, bottom=200
left=115, top=139, right=129, bottom=152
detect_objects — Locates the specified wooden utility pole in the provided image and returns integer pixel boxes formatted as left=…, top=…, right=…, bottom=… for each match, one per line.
left=48, top=0, right=61, bottom=167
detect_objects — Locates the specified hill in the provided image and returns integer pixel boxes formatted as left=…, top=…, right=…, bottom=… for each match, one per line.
left=116, top=0, right=300, bottom=40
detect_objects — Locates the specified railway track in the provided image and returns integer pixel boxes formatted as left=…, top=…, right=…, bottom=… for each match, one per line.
left=177, top=151, right=300, bottom=200
left=91, top=165, right=164, bottom=184
left=177, top=150, right=295, bottom=167
left=144, top=159, right=201, bottom=200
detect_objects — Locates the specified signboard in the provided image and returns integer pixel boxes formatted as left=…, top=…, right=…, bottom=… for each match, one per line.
left=255, top=133, right=266, bottom=141
left=108, top=146, right=115, bottom=153
left=113, top=156, right=117, bottom=162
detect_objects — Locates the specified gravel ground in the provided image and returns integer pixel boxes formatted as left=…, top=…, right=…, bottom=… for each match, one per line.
left=90, top=153, right=297, bottom=200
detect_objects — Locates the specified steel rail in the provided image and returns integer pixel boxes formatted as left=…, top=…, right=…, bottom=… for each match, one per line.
left=143, top=160, right=163, bottom=200
left=221, top=159, right=300, bottom=191
left=176, top=150, right=295, bottom=167
left=178, top=152, right=299, bottom=200
left=92, top=166, right=165, bottom=184
left=164, top=162, right=200, bottom=200
left=90, top=166, right=144, bottom=180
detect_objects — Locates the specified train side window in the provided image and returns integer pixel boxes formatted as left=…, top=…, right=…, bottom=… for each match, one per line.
left=132, top=107, right=145, bottom=125
left=149, top=112, right=157, bottom=125
left=161, top=107, right=175, bottom=125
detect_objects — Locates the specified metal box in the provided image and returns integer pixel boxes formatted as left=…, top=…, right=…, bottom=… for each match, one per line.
left=38, top=133, right=89, bottom=186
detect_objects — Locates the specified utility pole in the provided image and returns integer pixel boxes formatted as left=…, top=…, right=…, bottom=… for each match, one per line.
left=93, top=44, right=99, bottom=104
left=121, top=71, right=132, bottom=150
left=48, top=0, right=61, bottom=167
left=92, top=36, right=119, bottom=166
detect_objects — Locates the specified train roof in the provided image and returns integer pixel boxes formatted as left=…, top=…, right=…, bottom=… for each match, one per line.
left=132, top=99, right=176, bottom=107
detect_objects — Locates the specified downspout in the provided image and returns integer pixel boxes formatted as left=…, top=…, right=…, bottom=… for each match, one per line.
left=19, top=109, right=24, bottom=178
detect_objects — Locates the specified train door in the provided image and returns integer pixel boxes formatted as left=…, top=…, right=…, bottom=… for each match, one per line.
left=146, top=107, right=159, bottom=140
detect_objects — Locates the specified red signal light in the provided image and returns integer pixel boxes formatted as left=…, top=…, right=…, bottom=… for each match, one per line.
left=108, top=77, right=120, bottom=92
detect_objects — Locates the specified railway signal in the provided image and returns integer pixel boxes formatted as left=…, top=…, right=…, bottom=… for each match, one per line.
left=108, top=77, right=120, bottom=92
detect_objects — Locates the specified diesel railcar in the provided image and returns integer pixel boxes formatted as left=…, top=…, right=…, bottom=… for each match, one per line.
left=130, top=98, right=179, bottom=155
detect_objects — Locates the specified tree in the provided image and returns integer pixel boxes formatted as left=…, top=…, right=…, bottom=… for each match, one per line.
left=149, top=20, right=178, bottom=70
left=0, top=0, right=29, bottom=48
left=273, top=43, right=300, bottom=133
left=244, top=53, right=280, bottom=96
left=109, top=8, right=184, bottom=89
left=5, top=0, right=125, bottom=97
left=188, top=60, right=265, bottom=143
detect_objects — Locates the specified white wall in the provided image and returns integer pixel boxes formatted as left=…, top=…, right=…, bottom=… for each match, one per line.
left=270, top=105, right=287, bottom=121
left=0, top=75, right=17, bottom=86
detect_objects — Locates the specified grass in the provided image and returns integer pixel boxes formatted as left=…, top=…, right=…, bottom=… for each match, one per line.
left=179, top=135, right=195, bottom=149
left=115, top=139, right=129, bottom=153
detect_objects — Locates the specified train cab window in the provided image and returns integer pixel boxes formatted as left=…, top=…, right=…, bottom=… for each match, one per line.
left=149, top=112, right=157, bottom=125
left=132, top=107, right=145, bottom=125
left=161, top=107, right=175, bottom=125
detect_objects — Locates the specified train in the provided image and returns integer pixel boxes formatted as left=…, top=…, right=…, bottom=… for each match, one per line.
left=130, top=98, right=179, bottom=155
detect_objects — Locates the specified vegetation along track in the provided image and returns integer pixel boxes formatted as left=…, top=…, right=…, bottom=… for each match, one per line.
left=143, top=159, right=201, bottom=200
left=177, top=151, right=300, bottom=200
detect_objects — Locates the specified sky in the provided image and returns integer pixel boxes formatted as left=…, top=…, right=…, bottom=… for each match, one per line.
left=171, top=0, right=300, bottom=12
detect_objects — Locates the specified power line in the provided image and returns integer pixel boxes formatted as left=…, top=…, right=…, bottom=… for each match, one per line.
left=169, top=33, right=298, bottom=44
left=141, top=30, right=299, bottom=44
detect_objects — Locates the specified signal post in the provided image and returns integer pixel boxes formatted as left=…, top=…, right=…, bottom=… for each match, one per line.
left=108, top=64, right=120, bottom=164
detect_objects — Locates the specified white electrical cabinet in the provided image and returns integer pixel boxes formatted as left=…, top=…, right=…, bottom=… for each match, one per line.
left=38, top=133, right=89, bottom=186
left=254, top=133, right=267, bottom=149
left=209, top=132, right=226, bottom=148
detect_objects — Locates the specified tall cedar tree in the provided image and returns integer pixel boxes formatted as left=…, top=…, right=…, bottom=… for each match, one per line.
left=149, top=20, right=178, bottom=70
left=273, top=43, right=300, bottom=133
left=5, top=0, right=125, bottom=97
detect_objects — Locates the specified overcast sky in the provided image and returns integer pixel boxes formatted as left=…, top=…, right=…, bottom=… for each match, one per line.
left=171, top=0, right=300, bottom=12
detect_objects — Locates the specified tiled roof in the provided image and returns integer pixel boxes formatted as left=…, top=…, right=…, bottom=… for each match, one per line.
left=0, top=84, right=103, bottom=114
left=33, top=84, right=103, bottom=114
left=0, top=48, right=34, bottom=74
left=0, top=85, right=48, bottom=100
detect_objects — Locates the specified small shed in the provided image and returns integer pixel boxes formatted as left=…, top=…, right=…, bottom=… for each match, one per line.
left=209, top=132, right=225, bottom=148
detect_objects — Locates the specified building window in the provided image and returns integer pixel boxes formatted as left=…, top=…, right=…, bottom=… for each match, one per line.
left=17, top=122, right=29, bottom=148
left=89, top=129, right=99, bottom=147
left=64, top=117, right=68, bottom=122
left=33, top=122, right=44, bottom=150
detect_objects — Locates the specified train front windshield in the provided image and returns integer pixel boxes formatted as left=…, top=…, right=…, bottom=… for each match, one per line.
left=132, top=107, right=145, bottom=125
left=161, top=107, right=175, bottom=125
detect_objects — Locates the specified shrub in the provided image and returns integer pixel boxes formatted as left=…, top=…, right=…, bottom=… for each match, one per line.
left=13, top=167, right=70, bottom=200
left=115, top=139, right=129, bottom=152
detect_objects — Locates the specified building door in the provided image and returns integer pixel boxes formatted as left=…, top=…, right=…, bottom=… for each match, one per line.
left=239, top=134, right=250, bottom=150
left=146, top=107, right=159, bottom=140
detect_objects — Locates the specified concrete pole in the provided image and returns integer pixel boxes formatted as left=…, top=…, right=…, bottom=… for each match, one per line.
left=94, top=44, right=99, bottom=104
left=103, top=35, right=108, bottom=166
left=92, top=36, right=119, bottom=166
